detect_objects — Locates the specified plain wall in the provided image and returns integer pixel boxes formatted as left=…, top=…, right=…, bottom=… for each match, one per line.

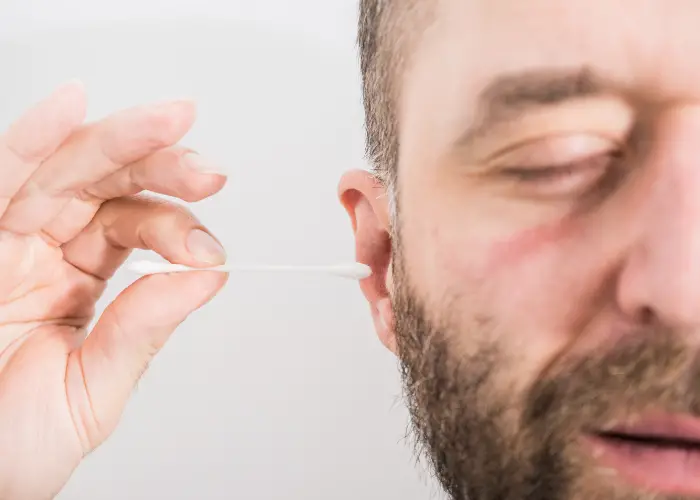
left=0, top=4, right=441, bottom=500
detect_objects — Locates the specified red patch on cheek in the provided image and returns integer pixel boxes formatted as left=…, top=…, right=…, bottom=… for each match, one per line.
left=486, top=216, right=579, bottom=272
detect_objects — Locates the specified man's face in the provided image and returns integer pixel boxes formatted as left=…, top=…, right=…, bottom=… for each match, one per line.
left=342, top=1, right=700, bottom=499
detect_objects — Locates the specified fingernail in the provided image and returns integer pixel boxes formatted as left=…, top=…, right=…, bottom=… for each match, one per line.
left=182, top=152, right=225, bottom=176
left=187, top=229, right=227, bottom=265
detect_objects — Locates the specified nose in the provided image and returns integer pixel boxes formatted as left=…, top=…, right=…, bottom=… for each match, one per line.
left=618, top=107, right=700, bottom=328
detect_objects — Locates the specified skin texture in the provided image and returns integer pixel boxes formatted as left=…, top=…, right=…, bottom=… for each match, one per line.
left=341, top=1, right=700, bottom=499
left=0, top=82, right=229, bottom=499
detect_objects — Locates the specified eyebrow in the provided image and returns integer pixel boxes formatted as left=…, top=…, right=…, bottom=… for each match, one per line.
left=456, top=67, right=615, bottom=148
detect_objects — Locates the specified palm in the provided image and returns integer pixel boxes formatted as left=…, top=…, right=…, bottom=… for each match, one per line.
left=0, top=231, right=101, bottom=498
left=0, top=230, right=102, bottom=326
left=0, top=83, right=229, bottom=499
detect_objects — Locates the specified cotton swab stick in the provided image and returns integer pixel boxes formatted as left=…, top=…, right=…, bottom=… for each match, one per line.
left=126, top=260, right=373, bottom=280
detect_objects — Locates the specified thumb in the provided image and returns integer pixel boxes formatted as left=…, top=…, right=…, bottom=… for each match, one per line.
left=66, top=270, right=227, bottom=450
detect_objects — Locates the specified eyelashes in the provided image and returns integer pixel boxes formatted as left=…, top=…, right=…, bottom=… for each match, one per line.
left=495, top=149, right=626, bottom=198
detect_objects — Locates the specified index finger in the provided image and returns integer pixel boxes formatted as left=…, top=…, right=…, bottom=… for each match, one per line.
left=0, top=81, right=87, bottom=216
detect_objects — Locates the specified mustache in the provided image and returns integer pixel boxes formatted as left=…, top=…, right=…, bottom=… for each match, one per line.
left=523, top=331, right=700, bottom=432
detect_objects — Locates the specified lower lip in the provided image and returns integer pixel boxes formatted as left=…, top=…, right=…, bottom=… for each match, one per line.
left=585, top=434, right=700, bottom=495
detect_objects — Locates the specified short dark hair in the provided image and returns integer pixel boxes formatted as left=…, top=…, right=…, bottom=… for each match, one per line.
left=357, top=0, right=432, bottom=188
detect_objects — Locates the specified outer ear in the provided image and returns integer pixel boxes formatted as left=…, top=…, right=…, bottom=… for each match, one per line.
left=338, top=169, right=396, bottom=353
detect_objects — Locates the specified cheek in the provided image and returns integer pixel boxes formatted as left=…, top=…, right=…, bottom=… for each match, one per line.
left=435, top=213, right=585, bottom=301
left=486, top=215, right=580, bottom=269
left=427, top=213, right=598, bottom=376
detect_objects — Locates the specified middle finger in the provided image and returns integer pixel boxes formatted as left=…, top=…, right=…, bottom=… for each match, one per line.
left=42, top=147, right=227, bottom=244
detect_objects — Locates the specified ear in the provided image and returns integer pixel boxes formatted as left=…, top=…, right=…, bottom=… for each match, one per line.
left=338, top=169, right=396, bottom=353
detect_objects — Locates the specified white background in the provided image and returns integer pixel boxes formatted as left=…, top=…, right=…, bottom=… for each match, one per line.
left=0, top=0, right=358, bottom=46
left=0, top=1, right=440, bottom=499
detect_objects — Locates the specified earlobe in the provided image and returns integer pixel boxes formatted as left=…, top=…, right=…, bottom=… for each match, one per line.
left=375, top=295, right=396, bottom=353
left=338, top=169, right=397, bottom=354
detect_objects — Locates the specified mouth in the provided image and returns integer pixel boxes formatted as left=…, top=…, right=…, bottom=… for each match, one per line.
left=585, top=413, right=700, bottom=495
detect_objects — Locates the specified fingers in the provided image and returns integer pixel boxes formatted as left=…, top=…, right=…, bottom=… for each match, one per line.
left=86, top=147, right=227, bottom=202
left=65, top=268, right=227, bottom=450
left=0, top=81, right=86, bottom=217
left=61, top=195, right=227, bottom=280
left=0, top=100, right=197, bottom=234
left=41, top=148, right=227, bottom=244
left=61, top=193, right=228, bottom=449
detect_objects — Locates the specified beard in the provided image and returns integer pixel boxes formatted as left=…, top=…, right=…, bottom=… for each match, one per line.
left=391, top=251, right=700, bottom=500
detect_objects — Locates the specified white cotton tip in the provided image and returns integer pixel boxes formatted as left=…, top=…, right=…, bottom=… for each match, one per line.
left=323, top=263, right=373, bottom=279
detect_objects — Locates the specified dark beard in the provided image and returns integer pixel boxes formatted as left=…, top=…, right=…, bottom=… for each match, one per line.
left=391, top=255, right=700, bottom=500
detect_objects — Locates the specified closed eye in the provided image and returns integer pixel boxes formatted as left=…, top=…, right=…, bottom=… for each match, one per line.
left=490, top=137, right=626, bottom=199
left=500, top=150, right=621, bottom=183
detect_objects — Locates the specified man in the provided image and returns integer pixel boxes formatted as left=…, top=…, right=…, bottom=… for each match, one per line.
left=339, top=1, right=700, bottom=499
left=2, top=1, right=700, bottom=499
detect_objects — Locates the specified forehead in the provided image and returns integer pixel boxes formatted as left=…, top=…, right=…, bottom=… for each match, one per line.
left=399, top=0, right=700, bottom=162
left=428, top=0, right=700, bottom=90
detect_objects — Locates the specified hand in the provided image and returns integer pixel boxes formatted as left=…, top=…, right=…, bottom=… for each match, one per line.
left=0, top=82, right=229, bottom=499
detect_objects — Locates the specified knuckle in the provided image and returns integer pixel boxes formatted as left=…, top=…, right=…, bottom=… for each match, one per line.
left=141, top=109, right=182, bottom=144
left=161, top=147, right=186, bottom=164
left=143, top=199, right=198, bottom=230
left=1, top=136, right=42, bottom=163
left=165, top=203, right=198, bottom=226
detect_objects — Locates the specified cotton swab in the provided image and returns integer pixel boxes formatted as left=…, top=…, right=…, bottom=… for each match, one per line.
left=125, top=260, right=373, bottom=280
